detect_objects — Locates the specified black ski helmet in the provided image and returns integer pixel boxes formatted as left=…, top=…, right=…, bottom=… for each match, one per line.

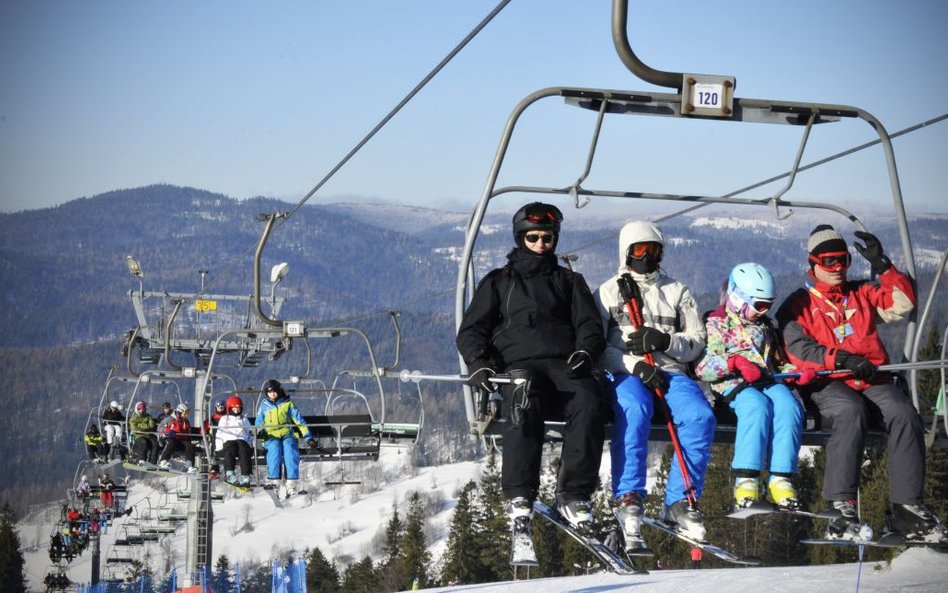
left=263, top=379, right=285, bottom=398
left=512, top=202, right=563, bottom=250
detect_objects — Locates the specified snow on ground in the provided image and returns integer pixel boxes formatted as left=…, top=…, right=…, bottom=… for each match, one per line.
left=420, top=547, right=948, bottom=593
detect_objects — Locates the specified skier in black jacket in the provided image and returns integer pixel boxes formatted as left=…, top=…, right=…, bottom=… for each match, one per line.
left=456, top=202, right=606, bottom=532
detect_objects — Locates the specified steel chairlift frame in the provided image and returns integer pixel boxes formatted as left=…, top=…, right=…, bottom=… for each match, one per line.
left=454, top=0, right=946, bottom=448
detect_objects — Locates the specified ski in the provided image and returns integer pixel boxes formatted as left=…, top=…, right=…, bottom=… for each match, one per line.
left=641, top=516, right=760, bottom=566
left=533, top=501, right=640, bottom=575
left=803, top=531, right=948, bottom=549
left=219, top=480, right=255, bottom=494
left=123, top=461, right=200, bottom=479
left=727, top=500, right=840, bottom=520
left=509, top=518, right=538, bottom=567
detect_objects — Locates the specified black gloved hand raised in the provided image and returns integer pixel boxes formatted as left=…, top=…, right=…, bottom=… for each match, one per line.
left=836, top=351, right=876, bottom=381
left=853, top=231, right=891, bottom=275
left=633, top=360, right=669, bottom=392
left=566, top=350, right=593, bottom=378
left=467, top=363, right=498, bottom=392
left=626, top=327, right=671, bottom=355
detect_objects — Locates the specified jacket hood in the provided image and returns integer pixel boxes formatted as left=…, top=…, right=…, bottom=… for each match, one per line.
left=617, top=221, right=664, bottom=272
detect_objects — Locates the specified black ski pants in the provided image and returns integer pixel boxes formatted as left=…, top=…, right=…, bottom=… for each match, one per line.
left=220, top=440, right=253, bottom=475
left=500, top=358, right=604, bottom=502
left=810, top=380, right=925, bottom=504
left=159, top=439, right=196, bottom=465
left=133, top=435, right=159, bottom=464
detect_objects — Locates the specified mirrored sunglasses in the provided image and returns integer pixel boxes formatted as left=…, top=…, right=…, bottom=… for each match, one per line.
left=524, top=233, right=555, bottom=245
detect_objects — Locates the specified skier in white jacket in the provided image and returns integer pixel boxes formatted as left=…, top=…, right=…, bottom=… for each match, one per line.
left=594, top=220, right=715, bottom=544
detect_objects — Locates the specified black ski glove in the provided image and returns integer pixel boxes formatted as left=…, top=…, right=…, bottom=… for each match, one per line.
left=836, top=351, right=876, bottom=381
left=566, top=350, right=593, bottom=378
left=853, top=231, right=891, bottom=275
left=467, top=362, right=498, bottom=392
left=626, top=327, right=671, bottom=355
left=257, top=430, right=268, bottom=441
left=633, top=360, right=669, bottom=392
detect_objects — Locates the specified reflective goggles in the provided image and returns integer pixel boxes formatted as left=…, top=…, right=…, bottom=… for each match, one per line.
left=752, top=300, right=773, bottom=313
left=808, top=251, right=851, bottom=271
left=522, top=204, right=563, bottom=224
left=628, top=242, right=662, bottom=260
left=524, top=232, right=555, bottom=245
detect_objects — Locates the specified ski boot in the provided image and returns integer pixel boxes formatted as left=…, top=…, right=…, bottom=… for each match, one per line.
left=825, top=499, right=862, bottom=540
left=186, top=465, right=199, bottom=475
left=238, top=474, right=252, bottom=487
left=613, top=492, right=646, bottom=553
left=557, top=496, right=595, bottom=532
left=660, top=499, right=707, bottom=542
left=766, top=476, right=799, bottom=509
left=157, top=459, right=172, bottom=470
left=225, top=471, right=238, bottom=485
left=733, top=477, right=760, bottom=509
left=285, top=479, right=299, bottom=497
left=889, top=503, right=948, bottom=543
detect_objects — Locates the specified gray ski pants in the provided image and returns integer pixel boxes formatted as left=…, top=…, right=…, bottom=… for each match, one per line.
left=811, top=380, right=925, bottom=505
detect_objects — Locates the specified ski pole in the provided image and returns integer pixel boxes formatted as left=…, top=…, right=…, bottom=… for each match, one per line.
left=381, top=368, right=528, bottom=387
left=770, top=359, right=948, bottom=381
left=617, top=274, right=698, bottom=506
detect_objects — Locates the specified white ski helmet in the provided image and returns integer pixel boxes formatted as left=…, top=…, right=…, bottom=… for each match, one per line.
left=174, top=403, right=189, bottom=414
left=727, top=263, right=775, bottom=315
left=110, top=400, right=119, bottom=408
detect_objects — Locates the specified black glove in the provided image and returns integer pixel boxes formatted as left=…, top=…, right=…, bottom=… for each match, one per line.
left=306, top=437, right=319, bottom=449
left=257, top=429, right=268, bottom=440
left=626, top=327, right=671, bottom=355
left=853, top=231, right=891, bottom=275
left=836, top=351, right=875, bottom=381
left=633, top=360, right=669, bottom=392
left=566, top=350, right=593, bottom=378
left=467, top=363, right=498, bottom=392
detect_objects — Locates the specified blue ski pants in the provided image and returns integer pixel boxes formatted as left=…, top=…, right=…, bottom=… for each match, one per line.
left=610, top=372, right=715, bottom=506
left=728, top=383, right=804, bottom=475
left=265, top=435, right=301, bottom=480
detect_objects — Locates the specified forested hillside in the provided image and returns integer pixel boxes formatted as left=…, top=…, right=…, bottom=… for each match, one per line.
left=0, top=184, right=944, bottom=511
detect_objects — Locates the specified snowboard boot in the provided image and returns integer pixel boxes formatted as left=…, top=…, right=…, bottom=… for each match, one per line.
left=733, top=477, right=760, bottom=508
left=766, top=476, right=799, bottom=509
left=614, top=491, right=644, bottom=543
left=660, top=499, right=707, bottom=542
left=557, top=496, right=594, bottom=532
left=889, top=503, right=948, bottom=543
left=825, top=499, right=862, bottom=540
left=238, top=474, right=252, bottom=486
left=225, top=471, right=238, bottom=485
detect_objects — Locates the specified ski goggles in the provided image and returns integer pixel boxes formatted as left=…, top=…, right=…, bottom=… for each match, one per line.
left=808, top=251, right=851, bottom=271
left=627, top=242, right=662, bottom=260
left=752, top=299, right=773, bottom=313
left=524, top=232, right=555, bottom=245
left=521, top=204, right=563, bottom=224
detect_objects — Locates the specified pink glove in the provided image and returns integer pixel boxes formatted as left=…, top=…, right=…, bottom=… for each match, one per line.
left=727, top=355, right=763, bottom=383
left=788, top=368, right=817, bottom=386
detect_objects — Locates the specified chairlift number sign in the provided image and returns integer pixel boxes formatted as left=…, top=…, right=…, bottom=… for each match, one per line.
left=682, top=74, right=735, bottom=118
left=195, top=300, right=217, bottom=312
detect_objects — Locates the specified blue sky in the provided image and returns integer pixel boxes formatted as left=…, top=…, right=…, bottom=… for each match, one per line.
left=1, top=0, right=946, bottom=215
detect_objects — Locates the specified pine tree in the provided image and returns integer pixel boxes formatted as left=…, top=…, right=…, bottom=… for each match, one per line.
left=305, top=547, right=340, bottom=593
left=918, top=327, right=948, bottom=522
left=375, top=502, right=403, bottom=592
left=212, top=554, right=235, bottom=593
left=475, top=448, right=511, bottom=582
left=340, top=556, right=378, bottom=593
left=0, top=502, right=25, bottom=593
left=441, top=481, right=483, bottom=584
left=396, top=491, right=431, bottom=589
